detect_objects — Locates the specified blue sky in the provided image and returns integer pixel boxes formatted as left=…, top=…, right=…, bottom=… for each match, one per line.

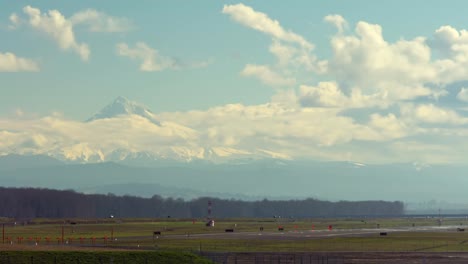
left=3, top=1, right=468, bottom=164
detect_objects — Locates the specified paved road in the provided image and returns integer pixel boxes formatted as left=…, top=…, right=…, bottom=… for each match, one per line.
left=147, top=225, right=465, bottom=241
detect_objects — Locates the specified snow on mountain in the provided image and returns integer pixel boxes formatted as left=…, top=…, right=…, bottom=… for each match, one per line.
left=87, top=96, right=161, bottom=126
left=210, top=147, right=251, bottom=157
left=9, top=96, right=291, bottom=164
left=77, top=96, right=213, bottom=163
left=59, top=143, right=105, bottom=163
left=257, top=149, right=292, bottom=160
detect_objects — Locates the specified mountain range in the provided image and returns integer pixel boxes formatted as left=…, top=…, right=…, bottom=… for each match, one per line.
left=86, top=96, right=162, bottom=126
left=47, top=96, right=284, bottom=164
left=2, top=97, right=468, bottom=213
left=2, top=153, right=468, bottom=212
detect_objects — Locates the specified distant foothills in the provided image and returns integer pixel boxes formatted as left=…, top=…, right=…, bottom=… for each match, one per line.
left=2, top=154, right=468, bottom=208
left=0, top=187, right=404, bottom=219
left=3, top=97, right=468, bottom=209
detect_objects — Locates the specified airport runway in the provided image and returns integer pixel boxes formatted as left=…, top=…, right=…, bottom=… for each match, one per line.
left=155, top=225, right=465, bottom=241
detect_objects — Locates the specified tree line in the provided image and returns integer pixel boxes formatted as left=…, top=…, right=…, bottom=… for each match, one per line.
left=0, top=187, right=404, bottom=219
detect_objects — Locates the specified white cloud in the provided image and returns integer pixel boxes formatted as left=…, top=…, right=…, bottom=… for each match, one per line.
left=222, top=3, right=313, bottom=50
left=368, top=113, right=408, bottom=139
left=8, top=13, right=21, bottom=29
left=226, top=7, right=467, bottom=105
left=268, top=40, right=326, bottom=73
left=116, top=42, right=177, bottom=71
left=70, top=9, right=133, bottom=32
left=298, top=82, right=401, bottom=109
left=269, top=40, right=295, bottom=66
left=427, top=26, right=468, bottom=85
left=325, top=21, right=468, bottom=108
left=431, top=25, right=468, bottom=60
left=189, top=58, right=215, bottom=69
left=0, top=52, right=39, bottom=72
left=3, top=98, right=468, bottom=164
left=222, top=4, right=325, bottom=87
left=324, top=14, right=348, bottom=33
left=328, top=21, right=437, bottom=103
left=402, top=104, right=467, bottom=125
left=457, top=87, right=468, bottom=102
left=116, top=42, right=211, bottom=72
left=299, top=82, right=348, bottom=108
left=8, top=9, right=468, bottom=164
left=22, top=5, right=90, bottom=61
left=160, top=103, right=380, bottom=150
left=241, top=64, right=295, bottom=87
left=0, top=114, right=200, bottom=161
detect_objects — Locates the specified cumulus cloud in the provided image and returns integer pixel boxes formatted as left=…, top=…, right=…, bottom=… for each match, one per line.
left=0, top=114, right=199, bottom=161
left=324, top=14, right=348, bottom=33
left=431, top=25, right=468, bottom=59
left=0, top=52, right=39, bottom=72
left=329, top=21, right=468, bottom=107
left=222, top=4, right=325, bottom=87
left=160, top=102, right=387, bottom=151
left=7, top=7, right=468, bottom=164
left=269, top=40, right=326, bottom=73
left=401, top=104, right=467, bottom=125
left=269, top=41, right=295, bottom=66
left=299, top=82, right=348, bottom=108
left=22, top=5, right=90, bottom=61
left=116, top=42, right=177, bottom=71
left=222, top=3, right=313, bottom=50
left=1, top=103, right=369, bottom=161
left=328, top=21, right=437, bottom=102
left=70, top=9, right=133, bottom=32
left=3, top=96, right=468, bottom=164
left=189, top=58, right=215, bottom=69
left=457, top=87, right=468, bottom=102
left=116, top=42, right=210, bottom=72
left=368, top=113, right=409, bottom=139
left=226, top=6, right=468, bottom=105
left=298, top=82, right=400, bottom=109
left=8, top=13, right=21, bottom=29
left=241, top=64, right=295, bottom=87
left=10, top=6, right=132, bottom=60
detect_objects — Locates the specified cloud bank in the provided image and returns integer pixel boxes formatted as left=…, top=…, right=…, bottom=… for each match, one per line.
left=116, top=42, right=178, bottom=72
left=9, top=6, right=133, bottom=61
left=0, top=52, right=39, bottom=72
left=23, top=5, right=90, bottom=61
left=5, top=4, right=468, bottom=164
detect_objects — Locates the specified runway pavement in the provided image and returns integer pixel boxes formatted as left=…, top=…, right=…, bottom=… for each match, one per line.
left=153, top=225, right=465, bottom=241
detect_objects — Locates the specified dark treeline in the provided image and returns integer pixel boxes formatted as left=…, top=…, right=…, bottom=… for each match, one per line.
left=0, top=187, right=404, bottom=218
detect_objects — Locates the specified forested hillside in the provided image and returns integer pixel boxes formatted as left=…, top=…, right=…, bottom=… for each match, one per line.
left=0, top=187, right=404, bottom=218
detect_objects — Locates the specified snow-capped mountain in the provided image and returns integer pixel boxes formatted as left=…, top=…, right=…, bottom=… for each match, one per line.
left=3, top=96, right=293, bottom=164
left=86, top=96, right=161, bottom=126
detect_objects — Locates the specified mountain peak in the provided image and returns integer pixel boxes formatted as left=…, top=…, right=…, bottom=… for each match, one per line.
left=86, top=96, right=161, bottom=125
left=114, top=96, right=130, bottom=104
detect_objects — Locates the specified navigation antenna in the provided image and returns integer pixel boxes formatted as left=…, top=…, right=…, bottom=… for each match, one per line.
left=208, top=200, right=212, bottom=219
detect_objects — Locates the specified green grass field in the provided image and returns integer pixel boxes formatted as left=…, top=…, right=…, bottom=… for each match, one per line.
left=0, top=251, right=212, bottom=264
left=2, top=217, right=468, bottom=253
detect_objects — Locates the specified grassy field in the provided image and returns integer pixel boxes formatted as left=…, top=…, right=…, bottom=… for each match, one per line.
left=2, top=217, right=468, bottom=253
left=0, top=250, right=212, bottom=264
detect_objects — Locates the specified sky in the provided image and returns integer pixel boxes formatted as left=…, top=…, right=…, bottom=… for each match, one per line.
left=3, top=1, right=468, bottom=164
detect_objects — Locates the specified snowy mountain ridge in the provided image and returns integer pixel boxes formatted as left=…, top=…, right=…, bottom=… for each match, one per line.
left=32, top=96, right=290, bottom=164
left=86, top=96, right=161, bottom=126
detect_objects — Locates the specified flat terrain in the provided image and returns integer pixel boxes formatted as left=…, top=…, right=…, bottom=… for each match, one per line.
left=2, top=217, right=468, bottom=263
